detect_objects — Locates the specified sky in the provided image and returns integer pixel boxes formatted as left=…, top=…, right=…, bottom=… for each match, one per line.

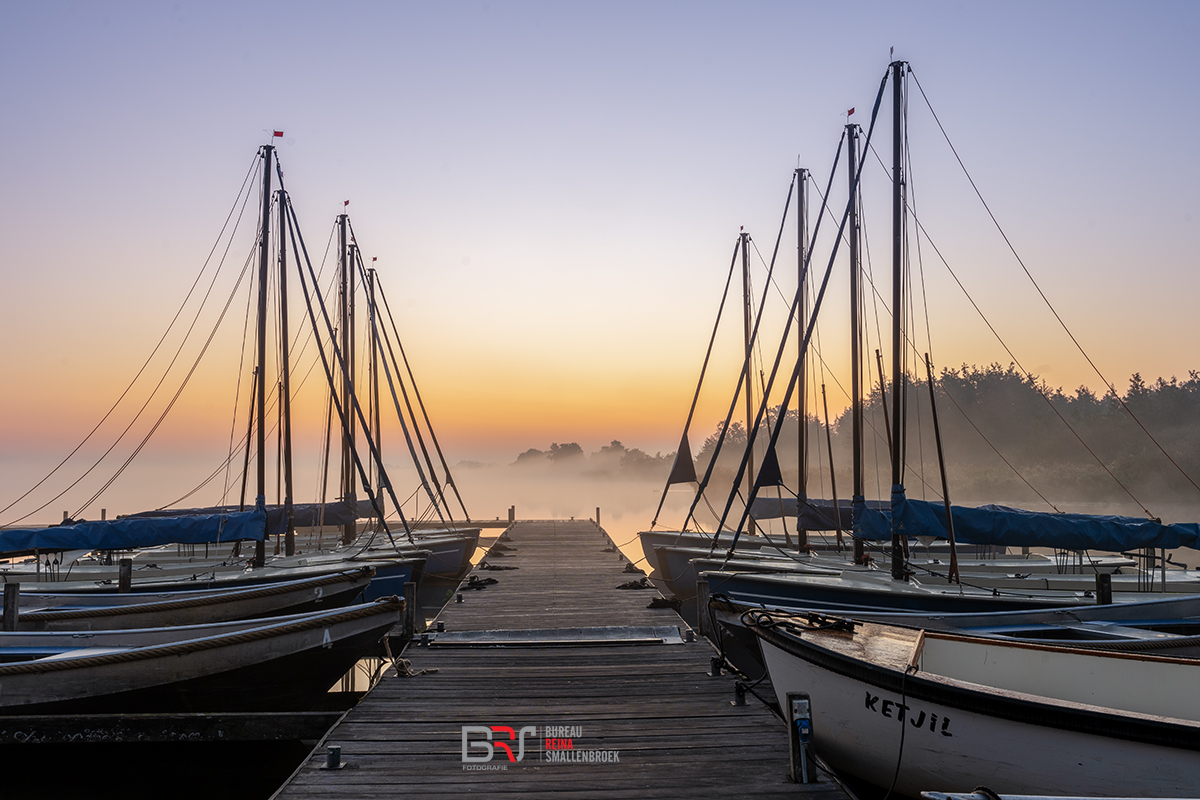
left=1, top=1, right=1198, bottom=524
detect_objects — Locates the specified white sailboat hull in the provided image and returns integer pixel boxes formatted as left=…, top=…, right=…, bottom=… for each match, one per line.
left=756, top=627, right=1200, bottom=796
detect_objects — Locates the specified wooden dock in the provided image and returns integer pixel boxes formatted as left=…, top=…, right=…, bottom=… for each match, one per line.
left=272, top=520, right=851, bottom=798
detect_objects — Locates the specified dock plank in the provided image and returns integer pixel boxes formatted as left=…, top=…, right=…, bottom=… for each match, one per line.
left=272, top=520, right=849, bottom=799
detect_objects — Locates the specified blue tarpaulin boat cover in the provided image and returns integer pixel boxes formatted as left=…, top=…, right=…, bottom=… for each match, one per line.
left=852, top=490, right=1200, bottom=552
left=129, top=501, right=359, bottom=541
left=749, top=497, right=888, bottom=530
left=0, top=509, right=266, bottom=555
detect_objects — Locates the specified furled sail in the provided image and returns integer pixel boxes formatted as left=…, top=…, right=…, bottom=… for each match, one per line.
left=0, top=508, right=266, bottom=555
left=853, top=495, right=1200, bottom=552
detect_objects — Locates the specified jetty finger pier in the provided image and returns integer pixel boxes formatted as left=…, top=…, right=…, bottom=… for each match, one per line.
left=274, top=520, right=849, bottom=798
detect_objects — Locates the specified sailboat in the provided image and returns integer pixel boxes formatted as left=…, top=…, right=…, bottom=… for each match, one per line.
left=1, top=140, right=480, bottom=617
left=642, top=60, right=1200, bottom=638
left=13, top=566, right=376, bottom=630
left=0, top=598, right=402, bottom=714
left=749, top=612, right=1200, bottom=796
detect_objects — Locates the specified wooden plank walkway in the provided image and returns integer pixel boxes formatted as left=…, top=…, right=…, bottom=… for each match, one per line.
left=273, top=520, right=850, bottom=799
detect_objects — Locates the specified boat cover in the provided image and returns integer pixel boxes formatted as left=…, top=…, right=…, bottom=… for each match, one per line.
left=129, top=501, right=359, bottom=539
left=853, top=489, right=1200, bottom=552
left=0, top=508, right=266, bottom=555
left=749, top=496, right=887, bottom=530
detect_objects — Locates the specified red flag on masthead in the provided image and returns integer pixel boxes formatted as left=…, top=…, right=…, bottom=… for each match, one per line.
left=344, top=200, right=350, bottom=207
left=847, top=108, right=855, bottom=117
left=272, top=130, right=284, bottom=138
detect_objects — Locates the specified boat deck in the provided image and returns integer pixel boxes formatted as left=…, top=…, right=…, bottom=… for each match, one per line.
left=272, top=519, right=850, bottom=798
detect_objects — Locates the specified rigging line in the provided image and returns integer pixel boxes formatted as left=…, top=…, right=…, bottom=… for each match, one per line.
left=353, top=256, right=446, bottom=517
left=282, top=193, right=411, bottom=545
left=372, top=277, right=447, bottom=518
left=748, top=238, right=786, bottom=430
left=72, top=245, right=259, bottom=517
left=159, top=437, right=248, bottom=510
left=765, top=232, right=942, bottom=499
left=808, top=172, right=900, bottom=342
left=375, top=277, right=472, bottom=522
left=163, top=462, right=232, bottom=512
left=287, top=204, right=407, bottom=546
left=691, top=181, right=811, bottom=534
left=346, top=224, right=446, bottom=525
left=0, top=152, right=260, bottom=519
left=747, top=234, right=795, bottom=394
left=905, top=173, right=1147, bottom=512
left=856, top=150, right=895, bottom=489
left=938, top=383, right=1060, bottom=512
left=909, top=68, right=1199, bottom=499
left=723, top=65, right=891, bottom=553
left=222, top=228, right=260, bottom=505
left=160, top=330, right=331, bottom=513
left=315, top=340, right=335, bottom=546
left=905, top=79, right=932, bottom=502
left=860, top=139, right=1108, bottom=510
left=691, top=176, right=801, bottom=537
left=203, top=231, right=340, bottom=511
left=811, top=325, right=828, bottom=500
left=5, top=198, right=260, bottom=526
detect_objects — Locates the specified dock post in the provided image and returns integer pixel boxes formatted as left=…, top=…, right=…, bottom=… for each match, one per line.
left=787, top=692, right=817, bottom=783
left=101, top=508, right=107, bottom=521
left=596, top=507, right=601, bottom=527
left=1096, top=572, right=1113, bottom=605
left=508, top=505, right=515, bottom=524
left=695, top=578, right=712, bottom=641
left=2, top=583, right=18, bottom=631
left=403, top=581, right=417, bottom=639
left=118, top=559, right=132, bottom=593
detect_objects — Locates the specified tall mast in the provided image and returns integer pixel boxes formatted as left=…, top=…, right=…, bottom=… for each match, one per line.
left=338, top=214, right=356, bottom=545
left=253, top=145, right=273, bottom=569
left=369, top=266, right=384, bottom=523
left=348, top=241, right=358, bottom=538
left=848, top=123, right=865, bottom=565
left=890, top=60, right=906, bottom=580
left=795, top=167, right=809, bottom=550
left=740, top=230, right=757, bottom=536
left=279, top=188, right=295, bottom=556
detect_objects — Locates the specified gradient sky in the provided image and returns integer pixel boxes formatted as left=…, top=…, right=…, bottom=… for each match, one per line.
left=2, top=1, right=1198, bottom=522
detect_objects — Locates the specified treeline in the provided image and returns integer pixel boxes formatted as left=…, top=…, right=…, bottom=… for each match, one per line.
left=694, top=365, right=1200, bottom=507
left=507, top=365, right=1199, bottom=508
left=513, top=440, right=675, bottom=479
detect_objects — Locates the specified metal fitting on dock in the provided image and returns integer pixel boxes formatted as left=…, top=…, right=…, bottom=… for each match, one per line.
left=321, top=745, right=345, bottom=770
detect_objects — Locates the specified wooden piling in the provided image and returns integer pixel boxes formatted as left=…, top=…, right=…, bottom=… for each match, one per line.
left=695, top=577, right=712, bottom=641
left=403, top=581, right=417, bottom=639
left=2, top=584, right=18, bottom=631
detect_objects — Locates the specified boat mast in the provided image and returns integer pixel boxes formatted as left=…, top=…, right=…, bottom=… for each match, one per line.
left=740, top=230, right=757, bottom=536
left=338, top=214, right=357, bottom=545
left=279, top=189, right=295, bottom=556
left=795, top=167, right=808, bottom=550
left=253, top=145, right=273, bottom=569
left=369, top=266, right=384, bottom=525
left=890, top=60, right=906, bottom=581
left=848, top=122, right=865, bottom=566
